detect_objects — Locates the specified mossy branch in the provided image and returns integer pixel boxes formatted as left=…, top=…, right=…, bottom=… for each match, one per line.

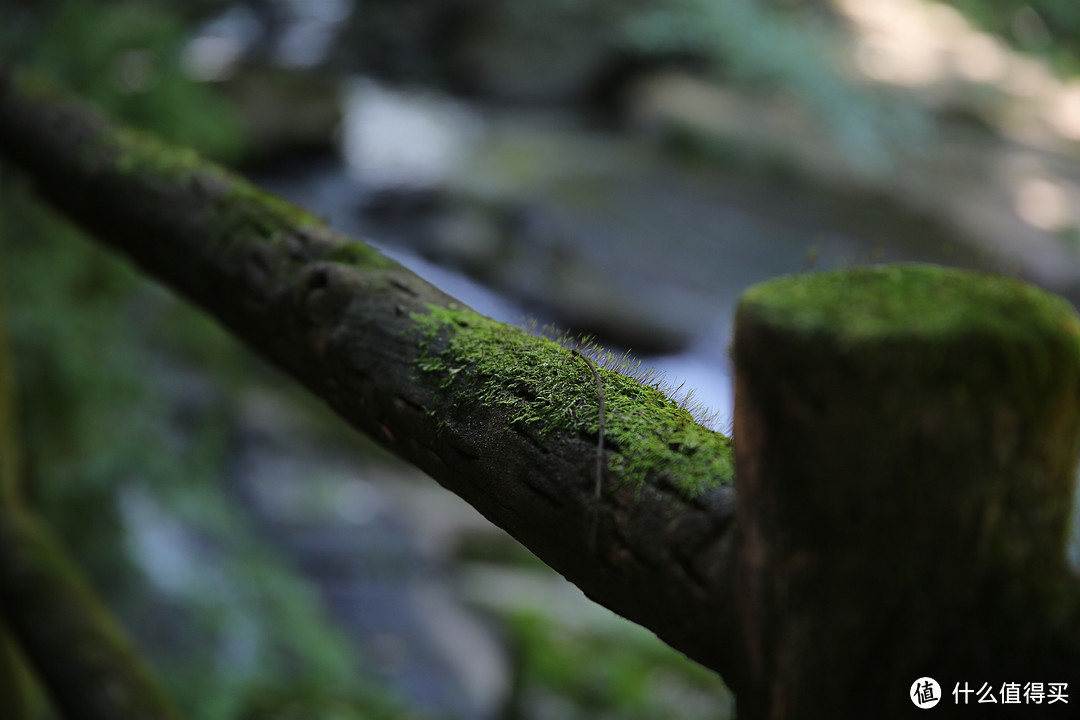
left=0, top=203, right=186, bottom=720
left=0, top=219, right=44, bottom=720
left=0, top=66, right=743, bottom=681
left=0, top=619, right=43, bottom=720
left=0, top=198, right=19, bottom=509
left=0, top=510, right=188, bottom=720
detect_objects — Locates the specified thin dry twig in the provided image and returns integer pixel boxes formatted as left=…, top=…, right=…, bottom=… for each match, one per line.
left=572, top=348, right=605, bottom=499
left=572, top=348, right=606, bottom=551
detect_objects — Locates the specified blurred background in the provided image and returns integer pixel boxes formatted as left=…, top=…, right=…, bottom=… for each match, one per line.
left=3, top=1, right=1080, bottom=718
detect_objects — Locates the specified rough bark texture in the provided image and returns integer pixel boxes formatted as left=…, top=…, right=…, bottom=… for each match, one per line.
left=733, top=265, right=1080, bottom=718
left=0, top=67, right=742, bottom=685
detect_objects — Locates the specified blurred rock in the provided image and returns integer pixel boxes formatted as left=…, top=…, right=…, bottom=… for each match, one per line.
left=363, top=188, right=696, bottom=354
left=212, top=65, right=342, bottom=163
left=340, top=77, right=485, bottom=190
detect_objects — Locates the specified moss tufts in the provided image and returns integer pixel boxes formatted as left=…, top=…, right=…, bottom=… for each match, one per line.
left=101, top=118, right=396, bottom=276
left=413, top=305, right=734, bottom=496
left=325, top=240, right=396, bottom=270
left=218, top=177, right=324, bottom=237
left=107, top=125, right=207, bottom=179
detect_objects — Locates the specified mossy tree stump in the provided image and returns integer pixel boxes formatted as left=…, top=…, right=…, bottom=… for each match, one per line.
left=732, top=264, right=1080, bottom=718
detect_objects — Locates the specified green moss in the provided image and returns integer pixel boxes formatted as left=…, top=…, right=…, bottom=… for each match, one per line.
left=219, top=177, right=323, bottom=236
left=100, top=120, right=399, bottom=276
left=104, top=125, right=400, bottom=275
left=77, top=101, right=309, bottom=236
left=412, top=305, right=733, bottom=495
left=741, top=263, right=1080, bottom=346
left=739, top=264, right=1080, bottom=431
left=16, top=63, right=395, bottom=285
left=507, top=609, right=732, bottom=719
left=108, top=125, right=206, bottom=179
left=326, top=240, right=396, bottom=271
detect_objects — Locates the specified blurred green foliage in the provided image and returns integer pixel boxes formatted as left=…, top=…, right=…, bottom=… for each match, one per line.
left=506, top=611, right=732, bottom=720
left=465, top=0, right=924, bottom=172
left=943, top=1, right=1080, bottom=74
left=1, top=0, right=244, bottom=163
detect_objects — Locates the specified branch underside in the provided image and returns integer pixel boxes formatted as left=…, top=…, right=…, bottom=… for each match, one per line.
left=0, top=509, right=186, bottom=720
left=0, top=69, right=741, bottom=682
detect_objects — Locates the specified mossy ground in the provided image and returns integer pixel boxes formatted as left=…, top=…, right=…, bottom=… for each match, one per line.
left=412, top=305, right=734, bottom=496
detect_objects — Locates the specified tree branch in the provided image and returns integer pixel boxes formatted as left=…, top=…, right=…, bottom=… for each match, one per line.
left=0, top=177, right=187, bottom=720
left=0, top=509, right=188, bottom=720
left=0, top=67, right=743, bottom=683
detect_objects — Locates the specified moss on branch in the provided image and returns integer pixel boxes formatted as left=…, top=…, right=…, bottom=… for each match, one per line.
left=0, top=66, right=744, bottom=687
left=412, top=305, right=734, bottom=496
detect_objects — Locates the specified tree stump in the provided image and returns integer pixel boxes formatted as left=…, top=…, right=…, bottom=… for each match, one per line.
left=732, top=264, right=1080, bottom=718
